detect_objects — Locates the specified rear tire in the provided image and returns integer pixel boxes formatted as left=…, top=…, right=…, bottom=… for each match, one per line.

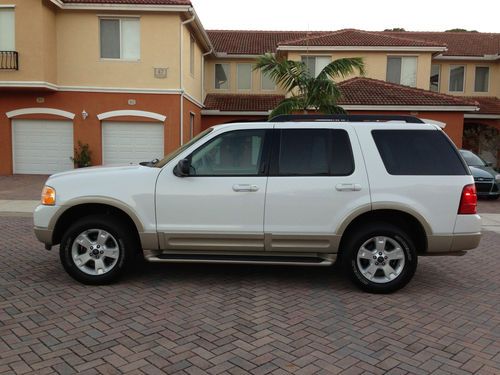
left=60, top=215, right=137, bottom=285
left=341, top=223, right=417, bottom=293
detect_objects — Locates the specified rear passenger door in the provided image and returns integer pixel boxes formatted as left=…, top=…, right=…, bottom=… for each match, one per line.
left=264, top=124, right=370, bottom=252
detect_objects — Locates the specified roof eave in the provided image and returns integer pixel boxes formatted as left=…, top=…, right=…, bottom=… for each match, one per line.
left=433, top=54, right=500, bottom=61
left=339, top=105, right=479, bottom=112
left=50, top=0, right=192, bottom=12
left=276, top=46, right=447, bottom=52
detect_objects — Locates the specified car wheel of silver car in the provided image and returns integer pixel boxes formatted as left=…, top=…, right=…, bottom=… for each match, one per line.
left=60, top=215, right=136, bottom=284
left=342, top=223, right=417, bottom=293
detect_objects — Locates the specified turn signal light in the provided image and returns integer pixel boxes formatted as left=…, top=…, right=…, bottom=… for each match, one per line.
left=458, top=184, right=477, bottom=215
left=41, top=186, right=56, bottom=206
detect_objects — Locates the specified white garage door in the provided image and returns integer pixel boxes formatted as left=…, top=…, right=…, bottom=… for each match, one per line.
left=12, top=119, right=74, bottom=174
left=102, top=121, right=164, bottom=165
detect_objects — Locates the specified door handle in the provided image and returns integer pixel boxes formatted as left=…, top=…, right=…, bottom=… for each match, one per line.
left=335, top=183, right=362, bottom=192
left=233, top=184, right=259, bottom=192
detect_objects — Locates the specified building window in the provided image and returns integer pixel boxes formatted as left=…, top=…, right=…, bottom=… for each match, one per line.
left=100, top=18, right=140, bottom=60
left=0, top=8, right=15, bottom=50
left=215, top=63, right=230, bottom=89
left=189, top=112, right=195, bottom=139
left=190, top=35, right=195, bottom=76
left=474, top=66, right=489, bottom=92
left=301, top=56, right=331, bottom=77
left=386, top=56, right=417, bottom=87
left=449, top=65, right=465, bottom=92
left=261, top=71, right=276, bottom=90
left=430, top=64, right=440, bottom=92
left=237, top=64, right=252, bottom=90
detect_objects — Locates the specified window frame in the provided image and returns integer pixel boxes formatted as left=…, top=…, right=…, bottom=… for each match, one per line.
left=301, top=55, right=332, bottom=77
left=237, top=63, right=253, bottom=91
left=386, top=56, right=418, bottom=87
left=99, top=16, right=141, bottom=61
left=189, top=112, right=195, bottom=140
left=473, top=66, right=489, bottom=93
left=189, top=34, right=195, bottom=76
left=269, top=128, right=355, bottom=177
left=185, top=129, right=273, bottom=177
left=261, top=71, right=276, bottom=91
left=0, top=6, right=15, bottom=51
left=448, top=64, right=466, bottom=93
left=214, top=63, right=230, bottom=90
left=430, top=64, right=441, bottom=92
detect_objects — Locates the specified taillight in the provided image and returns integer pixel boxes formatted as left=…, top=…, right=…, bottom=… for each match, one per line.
left=458, top=184, right=477, bottom=214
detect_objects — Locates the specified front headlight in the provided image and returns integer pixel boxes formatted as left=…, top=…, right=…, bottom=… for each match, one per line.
left=41, top=186, right=56, bottom=206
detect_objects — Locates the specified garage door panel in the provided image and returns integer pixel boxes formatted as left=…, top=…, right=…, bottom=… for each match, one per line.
left=12, top=120, right=74, bottom=175
left=102, top=121, right=164, bottom=165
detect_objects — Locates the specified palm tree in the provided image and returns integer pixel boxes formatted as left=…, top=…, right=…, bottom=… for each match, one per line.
left=254, top=53, right=365, bottom=119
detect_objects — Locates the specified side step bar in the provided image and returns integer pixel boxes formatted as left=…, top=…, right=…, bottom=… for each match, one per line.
left=145, top=253, right=334, bottom=266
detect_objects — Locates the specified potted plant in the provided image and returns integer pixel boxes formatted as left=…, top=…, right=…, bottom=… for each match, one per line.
left=71, top=141, right=92, bottom=168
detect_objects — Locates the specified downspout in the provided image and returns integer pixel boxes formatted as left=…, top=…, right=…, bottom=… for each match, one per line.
left=179, top=9, right=196, bottom=145
left=201, top=48, right=213, bottom=106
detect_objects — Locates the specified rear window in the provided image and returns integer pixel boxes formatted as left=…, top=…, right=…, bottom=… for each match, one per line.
left=372, top=130, right=468, bottom=175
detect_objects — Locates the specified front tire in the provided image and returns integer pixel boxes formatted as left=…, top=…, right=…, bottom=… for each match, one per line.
left=60, top=215, right=136, bottom=284
left=342, top=223, right=417, bottom=293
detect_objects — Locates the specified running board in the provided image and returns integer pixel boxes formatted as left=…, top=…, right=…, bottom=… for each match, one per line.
left=145, top=253, right=334, bottom=266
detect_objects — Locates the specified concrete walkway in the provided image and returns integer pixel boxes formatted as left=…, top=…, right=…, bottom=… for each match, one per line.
left=1, top=199, right=499, bottom=233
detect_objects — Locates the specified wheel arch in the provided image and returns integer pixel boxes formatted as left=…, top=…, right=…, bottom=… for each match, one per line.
left=50, top=200, right=144, bottom=247
left=337, top=208, right=430, bottom=255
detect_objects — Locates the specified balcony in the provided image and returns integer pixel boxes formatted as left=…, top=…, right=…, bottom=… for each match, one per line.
left=0, top=51, right=19, bottom=70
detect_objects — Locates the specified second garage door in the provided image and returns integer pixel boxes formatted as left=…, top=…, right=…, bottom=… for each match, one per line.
left=102, top=121, right=165, bottom=165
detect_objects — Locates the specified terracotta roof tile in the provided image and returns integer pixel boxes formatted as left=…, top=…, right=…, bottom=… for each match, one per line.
left=464, top=97, right=500, bottom=115
left=204, top=94, right=285, bottom=112
left=61, top=0, right=191, bottom=4
left=207, top=30, right=327, bottom=55
left=383, top=31, right=500, bottom=57
left=279, top=29, right=445, bottom=48
left=204, top=79, right=477, bottom=112
left=337, top=77, right=477, bottom=107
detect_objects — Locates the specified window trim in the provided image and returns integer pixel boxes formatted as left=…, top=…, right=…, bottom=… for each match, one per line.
left=185, top=129, right=272, bottom=177
left=189, top=112, right=195, bottom=139
left=301, top=55, right=332, bottom=77
left=269, top=128, right=355, bottom=177
left=236, top=63, right=253, bottom=91
left=0, top=7, right=15, bottom=50
left=473, top=65, right=490, bottom=93
left=430, top=64, right=441, bottom=92
left=386, top=55, right=418, bottom=87
left=261, top=71, right=276, bottom=91
left=99, top=17, right=141, bottom=62
left=448, top=64, right=466, bottom=93
left=214, top=63, right=230, bottom=90
left=189, top=34, right=195, bottom=77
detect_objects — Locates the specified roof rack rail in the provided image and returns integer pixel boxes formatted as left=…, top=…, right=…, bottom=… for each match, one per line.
left=270, top=114, right=424, bottom=124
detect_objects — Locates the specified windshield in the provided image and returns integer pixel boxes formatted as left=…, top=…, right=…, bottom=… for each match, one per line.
left=154, top=128, right=214, bottom=168
left=460, top=150, right=486, bottom=167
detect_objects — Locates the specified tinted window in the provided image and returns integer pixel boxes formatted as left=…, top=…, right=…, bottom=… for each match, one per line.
left=372, top=130, right=468, bottom=175
left=277, top=129, right=354, bottom=176
left=190, top=130, right=267, bottom=176
left=460, top=150, right=486, bottom=167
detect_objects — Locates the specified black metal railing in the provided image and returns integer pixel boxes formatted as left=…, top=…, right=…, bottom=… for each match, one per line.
left=0, top=51, right=19, bottom=70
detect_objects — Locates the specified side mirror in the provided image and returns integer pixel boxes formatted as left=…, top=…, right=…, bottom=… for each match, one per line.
left=174, top=158, right=190, bottom=177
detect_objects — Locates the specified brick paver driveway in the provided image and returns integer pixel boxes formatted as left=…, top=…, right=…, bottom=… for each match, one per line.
left=0, top=217, right=499, bottom=375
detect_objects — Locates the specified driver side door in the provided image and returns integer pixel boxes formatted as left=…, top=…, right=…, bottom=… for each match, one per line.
left=155, top=128, right=272, bottom=252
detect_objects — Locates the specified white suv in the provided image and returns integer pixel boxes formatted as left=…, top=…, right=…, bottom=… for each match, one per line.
left=34, top=115, right=482, bottom=293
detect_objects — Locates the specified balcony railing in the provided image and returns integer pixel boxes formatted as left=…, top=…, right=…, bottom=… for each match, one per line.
left=0, top=51, right=19, bottom=70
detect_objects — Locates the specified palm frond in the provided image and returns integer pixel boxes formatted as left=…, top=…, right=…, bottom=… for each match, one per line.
left=317, top=57, right=365, bottom=81
left=254, top=53, right=307, bottom=92
left=268, top=96, right=304, bottom=120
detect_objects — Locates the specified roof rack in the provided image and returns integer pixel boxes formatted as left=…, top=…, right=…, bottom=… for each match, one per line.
left=269, top=114, right=424, bottom=124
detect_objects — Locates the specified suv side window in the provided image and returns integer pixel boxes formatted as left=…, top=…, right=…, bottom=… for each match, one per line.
left=190, top=129, right=268, bottom=176
left=372, top=129, right=468, bottom=175
left=274, top=129, right=354, bottom=176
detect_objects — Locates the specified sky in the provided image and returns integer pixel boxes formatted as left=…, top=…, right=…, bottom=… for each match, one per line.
left=192, top=0, right=500, bottom=33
